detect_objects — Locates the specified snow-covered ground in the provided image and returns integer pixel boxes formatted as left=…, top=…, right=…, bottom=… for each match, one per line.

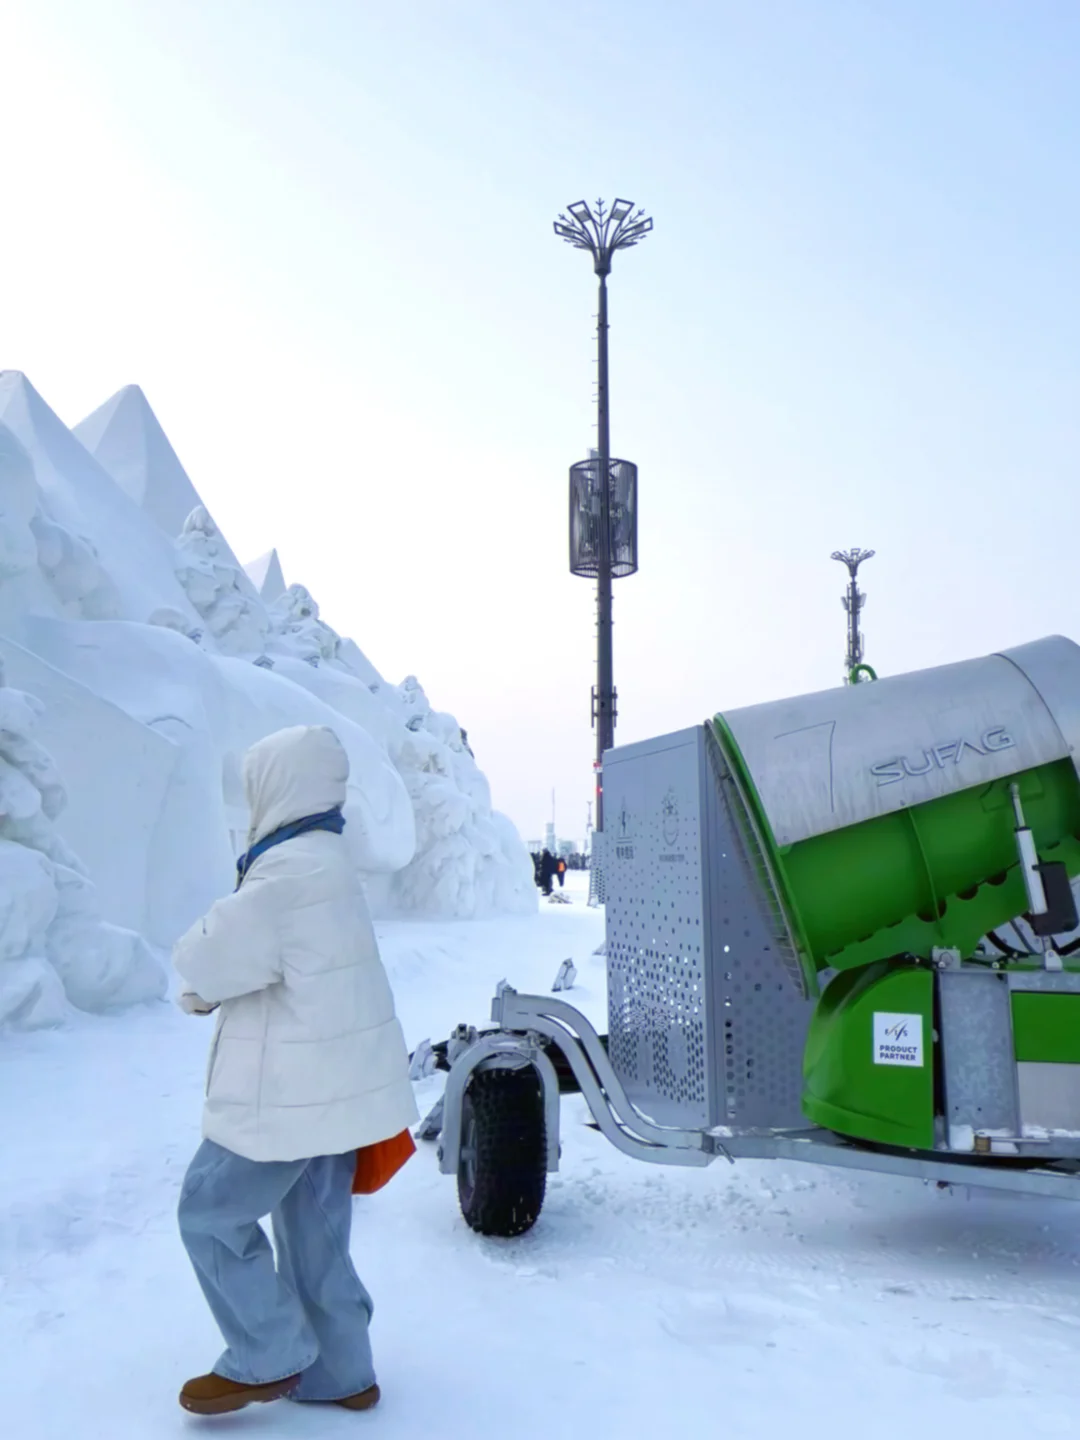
left=5, top=873, right=1080, bottom=1440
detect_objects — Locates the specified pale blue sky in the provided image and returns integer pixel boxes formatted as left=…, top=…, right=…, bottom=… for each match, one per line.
left=4, top=1, right=1080, bottom=841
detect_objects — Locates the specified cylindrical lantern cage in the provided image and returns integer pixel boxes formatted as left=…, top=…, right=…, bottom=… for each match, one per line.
left=568, top=456, right=638, bottom=579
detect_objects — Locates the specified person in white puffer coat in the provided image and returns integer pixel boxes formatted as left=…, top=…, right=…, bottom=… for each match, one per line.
left=172, top=724, right=418, bottom=1418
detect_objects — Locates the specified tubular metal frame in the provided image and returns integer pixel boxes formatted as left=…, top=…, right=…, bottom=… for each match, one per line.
left=437, top=987, right=1080, bottom=1203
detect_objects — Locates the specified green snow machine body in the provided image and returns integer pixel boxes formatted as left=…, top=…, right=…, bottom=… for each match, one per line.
left=713, top=635, right=1080, bottom=1157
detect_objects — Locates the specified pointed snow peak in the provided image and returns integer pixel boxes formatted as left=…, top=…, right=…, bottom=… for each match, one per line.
left=244, top=548, right=286, bottom=603
left=73, top=383, right=213, bottom=544
left=74, top=383, right=147, bottom=459
left=0, top=370, right=54, bottom=429
left=0, top=371, right=94, bottom=472
left=0, top=372, right=202, bottom=626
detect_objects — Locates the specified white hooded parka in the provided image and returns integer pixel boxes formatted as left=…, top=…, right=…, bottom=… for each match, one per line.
left=173, top=724, right=419, bottom=1163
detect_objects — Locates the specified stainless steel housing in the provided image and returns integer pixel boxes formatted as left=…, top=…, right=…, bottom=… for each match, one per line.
left=601, top=724, right=813, bottom=1131
left=720, top=635, right=1080, bottom=848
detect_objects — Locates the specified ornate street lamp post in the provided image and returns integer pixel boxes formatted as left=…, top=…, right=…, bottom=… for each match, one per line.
left=555, top=198, right=652, bottom=835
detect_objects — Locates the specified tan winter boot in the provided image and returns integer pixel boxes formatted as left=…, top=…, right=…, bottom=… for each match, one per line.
left=179, top=1371, right=302, bottom=1414
left=335, top=1385, right=381, bottom=1411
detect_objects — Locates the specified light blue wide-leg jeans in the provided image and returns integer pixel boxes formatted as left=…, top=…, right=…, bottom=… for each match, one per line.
left=178, top=1139, right=376, bottom=1402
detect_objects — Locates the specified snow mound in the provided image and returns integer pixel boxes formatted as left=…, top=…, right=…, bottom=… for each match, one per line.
left=0, top=374, right=532, bottom=1025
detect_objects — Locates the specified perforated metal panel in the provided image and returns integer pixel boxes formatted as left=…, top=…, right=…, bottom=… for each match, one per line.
left=703, top=735, right=814, bottom=1127
left=604, top=730, right=709, bottom=1126
left=704, top=726, right=808, bottom=996
left=587, top=831, right=607, bottom=907
left=604, top=726, right=813, bottom=1130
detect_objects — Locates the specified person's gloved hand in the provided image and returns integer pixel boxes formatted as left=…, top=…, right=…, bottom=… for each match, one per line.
left=178, top=991, right=219, bottom=1016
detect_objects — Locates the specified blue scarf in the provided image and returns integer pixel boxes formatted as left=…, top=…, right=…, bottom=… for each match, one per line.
left=235, top=807, right=346, bottom=888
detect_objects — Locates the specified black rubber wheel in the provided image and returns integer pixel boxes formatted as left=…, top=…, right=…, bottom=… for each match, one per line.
left=457, top=1065, right=547, bottom=1237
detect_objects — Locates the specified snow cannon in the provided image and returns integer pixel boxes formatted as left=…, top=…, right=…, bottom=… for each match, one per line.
left=435, top=636, right=1080, bottom=1243
left=715, top=638, right=1080, bottom=994
left=712, top=636, right=1080, bottom=1150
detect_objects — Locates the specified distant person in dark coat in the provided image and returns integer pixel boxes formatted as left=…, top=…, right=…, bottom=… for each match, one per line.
left=556, top=858, right=567, bottom=889
left=539, top=849, right=556, bottom=896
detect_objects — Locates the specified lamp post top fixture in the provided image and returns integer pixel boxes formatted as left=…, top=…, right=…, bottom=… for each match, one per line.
left=831, top=547, right=875, bottom=579
left=553, top=197, right=653, bottom=276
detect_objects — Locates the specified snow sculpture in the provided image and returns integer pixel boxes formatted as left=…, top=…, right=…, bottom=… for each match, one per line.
left=0, top=373, right=534, bottom=987
left=0, top=424, right=40, bottom=584
left=260, top=574, right=383, bottom=688
left=380, top=676, right=535, bottom=918
left=0, top=424, right=120, bottom=624
left=31, top=512, right=122, bottom=621
left=0, top=662, right=165, bottom=1029
left=175, top=507, right=270, bottom=657
left=267, top=584, right=342, bottom=666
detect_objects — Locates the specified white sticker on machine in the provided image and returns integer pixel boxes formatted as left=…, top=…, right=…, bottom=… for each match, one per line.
left=873, top=1012, right=924, bottom=1067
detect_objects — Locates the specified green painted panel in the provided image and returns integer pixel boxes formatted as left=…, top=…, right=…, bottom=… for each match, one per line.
left=785, top=763, right=1080, bottom=972
left=1012, top=992, right=1080, bottom=1064
left=802, top=963, right=935, bottom=1149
